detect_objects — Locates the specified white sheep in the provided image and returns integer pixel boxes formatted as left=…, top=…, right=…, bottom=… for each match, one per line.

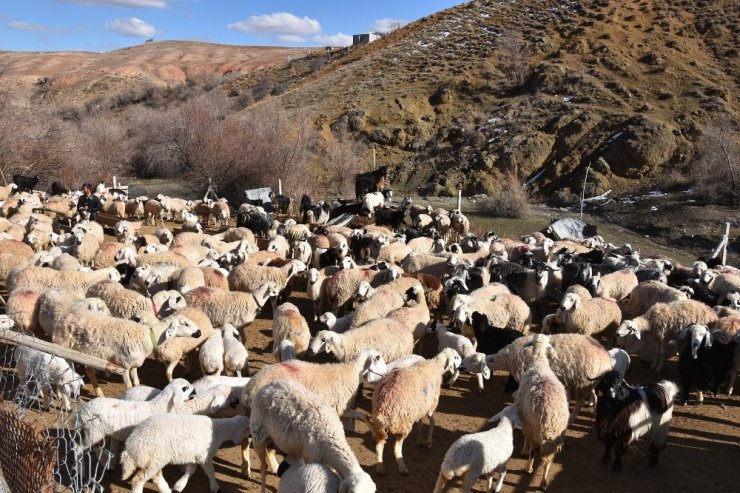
left=86, top=279, right=185, bottom=320
left=362, top=191, right=386, bottom=215
left=222, top=323, right=249, bottom=377
left=349, top=281, right=406, bottom=329
left=13, top=345, right=84, bottom=411
left=430, top=324, right=489, bottom=393
left=267, top=235, right=290, bottom=258
left=144, top=199, right=168, bottom=226
left=306, top=266, right=341, bottom=321
left=228, top=259, right=306, bottom=294
left=371, top=348, right=461, bottom=474
left=185, top=282, right=279, bottom=335
left=622, top=280, right=688, bottom=318
left=433, top=404, right=522, bottom=493
left=309, top=317, right=414, bottom=363
left=586, top=269, right=638, bottom=301
left=7, top=265, right=121, bottom=293
left=121, top=414, right=246, bottom=493
left=366, top=355, right=425, bottom=385
left=608, top=348, right=631, bottom=378
left=200, top=329, right=225, bottom=376
left=452, top=294, right=531, bottom=337
left=248, top=379, right=376, bottom=493
left=277, top=457, right=340, bottom=493
left=319, top=311, right=354, bottom=333
left=516, top=335, right=569, bottom=491
left=272, top=302, right=311, bottom=359
left=559, top=292, right=622, bottom=342
left=616, top=299, right=719, bottom=371
left=275, top=339, right=296, bottom=361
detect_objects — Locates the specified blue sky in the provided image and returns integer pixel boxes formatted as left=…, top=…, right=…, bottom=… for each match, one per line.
left=0, top=0, right=464, bottom=52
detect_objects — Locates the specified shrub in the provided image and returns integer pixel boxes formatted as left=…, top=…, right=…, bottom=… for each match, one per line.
left=476, top=179, right=531, bottom=218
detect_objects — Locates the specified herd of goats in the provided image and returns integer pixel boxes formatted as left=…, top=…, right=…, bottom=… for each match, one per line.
left=0, top=169, right=738, bottom=493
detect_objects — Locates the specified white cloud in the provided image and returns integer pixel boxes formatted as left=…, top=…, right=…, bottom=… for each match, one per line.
left=105, top=17, right=155, bottom=37
left=6, top=21, right=63, bottom=33
left=227, top=12, right=321, bottom=36
left=276, top=34, right=305, bottom=44
left=371, top=18, right=407, bottom=33
left=312, top=33, right=352, bottom=47
left=63, top=0, right=168, bottom=7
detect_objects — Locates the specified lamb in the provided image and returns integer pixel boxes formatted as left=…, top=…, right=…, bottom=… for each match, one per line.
left=616, top=299, right=719, bottom=371
left=86, top=280, right=184, bottom=320
left=320, top=311, right=354, bottom=333
left=433, top=405, right=521, bottom=493
left=586, top=269, right=638, bottom=301
left=593, top=370, right=679, bottom=472
left=228, top=259, right=306, bottom=295
left=144, top=199, right=168, bottom=226
left=487, top=333, right=612, bottom=425
left=272, top=302, right=311, bottom=359
left=248, top=379, right=376, bottom=493
left=306, top=266, right=341, bottom=321
left=7, top=265, right=121, bottom=293
left=452, top=294, right=531, bottom=337
left=515, top=335, right=569, bottom=491
left=184, top=282, right=279, bottom=335
left=308, top=317, right=414, bottom=363
left=222, top=323, right=249, bottom=377
left=75, top=378, right=195, bottom=456
left=559, top=292, right=623, bottom=342
left=155, top=306, right=214, bottom=381
left=199, top=329, right=225, bottom=376
left=54, top=311, right=202, bottom=394
left=292, top=240, right=313, bottom=265
left=621, top=280, right=688, bottom=318
left=120, top=414, right=249, bottom=493
left=267, top=235, right=290, bottom=258
left=362, top=191, right=386, bottom=215
left=13, top=345, right=84, bottom=411
left=430, top=324, right=489, bottom=393
left=72, top=220, right=104, bottom=244
left=125, top=197, right=145, bottom=219
left=371, top=348, right=461, bottom=474
left=450, top=210, right=470, bottom=241
left=277, top=458, right=340, bottom=493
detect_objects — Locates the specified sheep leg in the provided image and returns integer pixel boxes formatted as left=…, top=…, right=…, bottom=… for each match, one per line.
left=462, top=471, right=477, bottom=493
left=240, top=438, right=251, bottom=477
left=568, top=390, right=586, bottom=426
left=394, top=433, right=410, bottom=475
left=152, top=470, right=172, bottom=493
left=172, top=463, right=196, bottom=492
left=416, top=418, right=426, bottom=445
left=201, top=460, right=220, bottom=493
left=656, top=340, right=667, bottom=372
left=540, top=440, right=559, bottom=490
left=492, top=468, right=507, bottom=493
left=266, top=448, right=279, bottom=474
left=256, top=443, right=268, bottom=493
left=611, top=443, right=625, bottom=473
left=425, top=412, right=436, bottom=448
left=374, top=437, right=387, bottom=475
left=86, top=367, right=105, bottom=397
left=130, top=367, right=140, bottom=387
left=698, top=390, right=704, bottom=404
left=131, top=467, right=157, bottom=493
left=122, top=369, right=133, bottom=388
left=601, top=443, right=613, bottom=465
left=477, top=373, right=485, bottom=394
left=447, top=369, right=460, bottom=387
left=728, top=370, right=737, bottom=395
left=432, top=472, right=447, bottom=493
left=165, top=361, right=177, bottom=382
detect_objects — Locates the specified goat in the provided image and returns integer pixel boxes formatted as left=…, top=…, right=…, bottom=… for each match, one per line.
left=593, top=370, right=678, bottom=472
left=354, top=165, right=387, bottom=201
left=13, top=174, right=41, bottom=193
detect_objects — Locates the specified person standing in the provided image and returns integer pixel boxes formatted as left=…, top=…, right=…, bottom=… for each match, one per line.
left=77, top=183, right=102, bottom=221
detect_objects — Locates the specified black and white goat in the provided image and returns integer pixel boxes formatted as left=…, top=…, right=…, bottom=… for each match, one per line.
left=593, top=370, right=679, bottom=472
left=677, top=324, right=738, bottom=404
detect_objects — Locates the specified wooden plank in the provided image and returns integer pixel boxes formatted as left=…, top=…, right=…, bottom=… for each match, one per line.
left=0, top=329, right=126, bottom=375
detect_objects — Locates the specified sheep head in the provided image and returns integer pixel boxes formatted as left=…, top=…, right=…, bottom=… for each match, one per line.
left=489, top=404, right=523, bottom=429
left=438, top=347, right=462, bottom=375
left=560, top=292, right=582, bottom=312
left=319, top=312, right=336, bottom=329
left=678, top=323, right=712, bottom=359
left=359, top=349, right=388, bottom=383
left=308, top=330, right=336, bottom=356
left=616, top=320, right=641, bottom=340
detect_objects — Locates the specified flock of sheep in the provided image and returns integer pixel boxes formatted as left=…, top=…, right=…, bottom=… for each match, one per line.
left=0, top=180, right=739, bottom=493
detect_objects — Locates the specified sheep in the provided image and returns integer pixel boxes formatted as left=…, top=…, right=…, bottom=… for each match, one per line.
left=91, top=242, right=126, bottom=269
left=698, top=270, right=740, bottom=298
left=248, top=379, right=376, bottom=492
left=85, top=280, right=181, bottom=320
left=228, top=259, right=306, bottom=295
left=371, top=348, right=461, bottom=474
left=362, top=191, right=386, bottom=215
left=593, top=370, right=679, bottom=472
left=75, top=379, right=195, bottom=457
left=6, top=288, right=42, bottom=335
left=120, top=414, right=249, bottom=493
left=144, top=199, right=168, bottom=226
left=277, top=458, right=340, bottom=493
left=514, top=335, right=569, bottom=491
left=125, top=197, right=145, bottom=219
left=452, top=294, right=531, bottom=338
left=608, top=348, right=631, bottom=379
left=677, top=323, right=738, bottom=404
left=7, top=265, right=121, bottom=293
left=292, top=240, right=313, bottom=265
left=222, top=323, right=249, bottom=377
left=54, top=311, right=202, bottom=395
left=487, top=333, right=612, bottom=426
left=450, top=210, right=470, bottom=241
left=402, top=253, right=453, bottom=279
left=616, top=299, right=719, bottom=371
left=284, top=223, right=311, bottom=245
left=13, top=345, right=84, bottom=411
left=377, top=241, right=412, bottom=265
left=385, top=285, right=432, bottom=340
left=267, top=235, right=290, bottom=258
left=272, top=302, right=311, bottom=359
left=324, top=265, right=401, bottom=314
left=559, top=292, right=623, bottom=342
left=200, top=329, right=225, bottom=376
left=430, top=324, right=489, bottom=393
left=306, top=266, right=341, bottom=321
left=349, top=282, right=406, bottom=329
left=621, top=280, right=688, bottom=318
left=72, top=220, right=104, bottom=244
left=308, top=317, right=414, bottom=364
left=320, top=311, right=354, bottom=333
left=470, top=311, right=524, bottom=357
left=433, top=404, right=522, bottom=493
left=0, top=183, right=18, bottom=200
left=585, top=270, right=637, bottom=301
left=50, top=253, right=84, bottom=271
left=184, top=282, right=279, bottom=335
left=104, top=198, right=127, bottom=218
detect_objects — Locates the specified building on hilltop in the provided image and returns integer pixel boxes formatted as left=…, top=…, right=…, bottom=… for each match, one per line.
left=352, top=32, right=383, bottom=46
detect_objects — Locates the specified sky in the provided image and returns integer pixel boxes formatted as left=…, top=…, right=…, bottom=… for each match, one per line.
left=0, top=0, right=465, bottom=52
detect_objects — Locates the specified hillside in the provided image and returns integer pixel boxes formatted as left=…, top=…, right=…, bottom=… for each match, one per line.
left=232, top=0, right=738, bottom=198
left=0, top=41, right=311, bottom=104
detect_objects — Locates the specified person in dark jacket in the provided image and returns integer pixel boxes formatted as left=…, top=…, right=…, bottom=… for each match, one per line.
left=77, top=183, right=102, bottom=220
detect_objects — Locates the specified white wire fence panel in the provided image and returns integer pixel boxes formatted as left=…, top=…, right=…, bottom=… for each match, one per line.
left=0, top=329, right=111, bottom=493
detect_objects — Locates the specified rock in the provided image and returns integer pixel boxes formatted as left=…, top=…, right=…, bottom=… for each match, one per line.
left=600, top=116, right=678, bottom=178
left=429, top=86, right=453, bottom=106
left=500, top=132, right=556, bottom=178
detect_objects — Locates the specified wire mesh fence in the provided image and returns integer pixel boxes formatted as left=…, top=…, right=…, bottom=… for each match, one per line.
left=0, top=327, right=111, bottom=492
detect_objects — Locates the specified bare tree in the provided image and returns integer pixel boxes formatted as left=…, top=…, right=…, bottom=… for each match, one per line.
left=322, top=129, right=367, bottom=196
left=498, top=31, right=533, bottom=88
left=690, top=116, right=739, bottom=203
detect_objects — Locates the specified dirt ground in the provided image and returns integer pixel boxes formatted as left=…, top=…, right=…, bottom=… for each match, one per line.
left=89, top=289, right=739, bottom=493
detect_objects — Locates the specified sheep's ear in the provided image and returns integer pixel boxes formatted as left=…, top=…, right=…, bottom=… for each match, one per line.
left=510, top=412, right=523, bottom=430
left=481, top=362, right=491, bottom=380
left=164, top=326, right=176, bottom=340
left=633, top=328, right=641, bottom=340
left=172, top=390, right=187, bottom=410
left=704, top=331, right=712, bottom=348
